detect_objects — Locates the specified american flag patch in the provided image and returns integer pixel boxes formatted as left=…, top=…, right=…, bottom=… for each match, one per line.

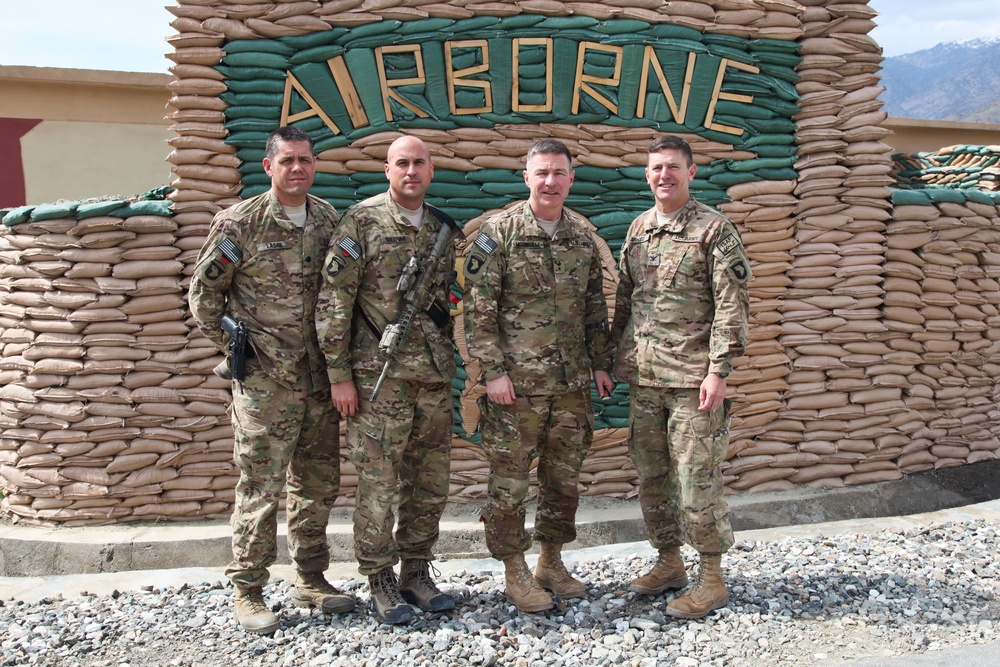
left=218, top=237, right=242, bottom=264
left=338, top=236, right=362, bottom=260
left=474, top=233, right=498, bottom=255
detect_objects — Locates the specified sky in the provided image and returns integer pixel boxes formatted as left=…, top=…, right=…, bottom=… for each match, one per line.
left=0, top=0, right=998, bottom=73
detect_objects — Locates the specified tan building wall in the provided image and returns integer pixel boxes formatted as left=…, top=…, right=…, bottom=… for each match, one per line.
left=883, top=117, right=1000, bottom=155
left=0, top=66, right=173, bottom=208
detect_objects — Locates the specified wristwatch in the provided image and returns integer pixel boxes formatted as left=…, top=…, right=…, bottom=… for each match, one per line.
left=713, top=371, right=729, bottom=379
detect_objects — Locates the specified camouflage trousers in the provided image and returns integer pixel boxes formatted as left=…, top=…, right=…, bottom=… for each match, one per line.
left=225, top=361, right=340, bottom=588
left=628, top=385, right=734, bottom=554
left=479, top=389, right=593, bottom=560
left=347, top=371, right=452, bottom=576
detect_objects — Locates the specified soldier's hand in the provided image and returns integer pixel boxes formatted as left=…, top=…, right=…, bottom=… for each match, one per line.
left=594, top=370, right=614, bottom=398
left=331, top=380, right=359, bottom=416
left=699, top=373, right=726, bottom=412
left=486, top=374, right=516, bottom=406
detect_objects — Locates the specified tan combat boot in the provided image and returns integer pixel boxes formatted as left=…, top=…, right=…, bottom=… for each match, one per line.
left=399, top=559, right=456, bottom=612
left=665, top=553, right=729, bottom=619
left=630, top=547, right=689, bottom=595
left=368, top=568, right=415, bottom=625
left=292, top=571, right=356, bottom=614
left=504, top=553, right=554, bottom=612
left=533, top=542, right=587, bottom=598
left=234, top=585, right=280, bottom=634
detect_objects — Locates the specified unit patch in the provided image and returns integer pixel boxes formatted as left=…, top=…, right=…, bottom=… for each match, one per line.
left=325, top=254, right=347, bottom=279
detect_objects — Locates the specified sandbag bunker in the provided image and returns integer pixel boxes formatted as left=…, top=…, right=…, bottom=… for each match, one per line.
left=1, top=0, right=1000, bottom=525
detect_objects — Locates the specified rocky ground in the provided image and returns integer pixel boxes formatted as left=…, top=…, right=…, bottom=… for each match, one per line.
left=2, top=519, right=998, bottom=667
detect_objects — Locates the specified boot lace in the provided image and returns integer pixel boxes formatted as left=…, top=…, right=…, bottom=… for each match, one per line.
left=373, top=569, right=407, bottom=607
left=408, top=561, right=444, bottom=594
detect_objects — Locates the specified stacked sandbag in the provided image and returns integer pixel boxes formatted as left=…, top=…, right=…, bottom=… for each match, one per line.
left=717, top=0, right=902, bottom=495
left=0, top=194, right=239, bottom=526
left=881, top=188, right=1000, bottom=473
left=894, top=145, right=1000, bottom=191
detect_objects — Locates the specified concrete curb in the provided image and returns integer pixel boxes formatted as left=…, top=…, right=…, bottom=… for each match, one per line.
left=2, top=460, right=999, bottom=577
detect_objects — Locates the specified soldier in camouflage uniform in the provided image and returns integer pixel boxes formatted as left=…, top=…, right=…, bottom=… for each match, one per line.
left=611, top=134, right=751, bottom=620
left=188, top=127, right=353, bottom=635
left=463, top=139, right=614, bottom=613
left=316, top=135, right=459, bottom=625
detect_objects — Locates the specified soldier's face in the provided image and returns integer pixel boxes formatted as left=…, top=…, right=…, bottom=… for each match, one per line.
left=385, top=137, right=434, bottom=210
left=263, top=139, right=316, bottom=207
left=646, top=148, right=696, bottom=214
left=524, top=152, right=574, bottom=220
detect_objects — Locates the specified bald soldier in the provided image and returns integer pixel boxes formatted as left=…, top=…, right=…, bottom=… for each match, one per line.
left=316, top=135, right=461, bottom=625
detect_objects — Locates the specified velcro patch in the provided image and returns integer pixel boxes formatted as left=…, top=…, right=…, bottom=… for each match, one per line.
left=718, top=235, right=740, bottom=256
left=218, top=237, right=242, bottom=265
left=338, top=236, right=362, bottom=260
left=474, top=233, right=498, bottom=255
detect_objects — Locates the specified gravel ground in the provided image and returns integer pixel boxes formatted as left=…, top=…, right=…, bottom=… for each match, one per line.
left=2, top=518, right=998, bottom=667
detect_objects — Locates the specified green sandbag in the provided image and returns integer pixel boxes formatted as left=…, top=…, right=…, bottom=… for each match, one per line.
left=595, top=19, right=650, bottom=35
left=590, top=211, right=637, bottom=229
left=222, top=92, right=284, bottom=107
left=288, top=44, right=347, bottom=66
left=110, top=200, right=173, bottom=218
left=398, top=18, right=455, bottom=35
left=225, top=105, right=282, bottom=120
left=465, top=169, right=522, bottom=184
left=451, top=16, right=502, bottom=33
left=280, top=28, right=350, bottom=51
left=2, top=206, right=34, bottom=226
left=225, top=118, right=279, bottom=132
left=224, top=39, right=295, bottom=56
left=217, top=66, right=287, bottom=81
left=222, top=51, right=290, bottom=69
left=225, top=78, right=286, bottom=95
left=923, top=188, right=970, bottom=203
left=336, top=20, right=402, bottom=45
left=29, top=201, right=79, bottom=221
left=76, top=200, right=127, bottom=219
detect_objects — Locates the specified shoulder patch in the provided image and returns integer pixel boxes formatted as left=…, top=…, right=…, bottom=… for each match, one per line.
left=218, top=237, right=242, bottom=265
left=337, top=236, right=362, bottom=260
left=473, top=233, right=498, bottom=255
left=717, top=234, right=740, bottom=256
left=728, top=257, right=751, bottom=284
left=464, top=251, right=488, bottom=277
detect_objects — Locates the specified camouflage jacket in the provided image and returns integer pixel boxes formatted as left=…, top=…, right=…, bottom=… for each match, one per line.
left=463, top=201, right=612, bottom=396
left=188, top=190, right=339, bottom=390
left=611, top=197, right=751, bottom=388
left=316, top=191, right=458, bottom=385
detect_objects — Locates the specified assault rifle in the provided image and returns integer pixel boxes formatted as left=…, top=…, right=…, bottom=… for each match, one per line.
left=221, top=315, right=249, bottom=383
left=370, top=211, right=459, bottom=402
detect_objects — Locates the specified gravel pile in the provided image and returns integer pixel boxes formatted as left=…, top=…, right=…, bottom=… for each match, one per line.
left=2, top=519, right=998, bottom=667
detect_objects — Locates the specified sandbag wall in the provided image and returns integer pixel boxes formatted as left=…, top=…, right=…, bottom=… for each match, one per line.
left=894, top=145, right=1000, bottom=192
left=3, top=0, right=1000, bottom=525
left=0, top=196, right=239, bottom=525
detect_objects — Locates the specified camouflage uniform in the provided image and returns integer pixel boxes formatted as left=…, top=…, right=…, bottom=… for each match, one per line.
left=316, top=191, right=457, bottom=576
left=188, top=190, right=341, bottom=589
left=463, top=200, right=611, bottom=559
left=611, top=197, right=750, bottom=555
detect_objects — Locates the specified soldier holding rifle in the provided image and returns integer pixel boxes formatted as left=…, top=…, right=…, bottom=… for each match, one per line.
left=316, top=135, right=460, bottom=625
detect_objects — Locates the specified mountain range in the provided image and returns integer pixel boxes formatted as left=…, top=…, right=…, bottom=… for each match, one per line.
left=877, top=37, right=1000, bottom=124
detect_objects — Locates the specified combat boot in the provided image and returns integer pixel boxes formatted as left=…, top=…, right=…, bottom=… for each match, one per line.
left=234, top=585, right=280, bottom=634
left=292, top=571, right=356, bottom=613
left=368, top=568, right=415, bottom=625
left=665, top=553, right=729, bottom=619
left=630, top=547, right=689, bottom=594
left=504, top=553, right=554, bottom=613
left=399, top=559, right=456, bottom=612
left=533, top=542, right=587, bottom=598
